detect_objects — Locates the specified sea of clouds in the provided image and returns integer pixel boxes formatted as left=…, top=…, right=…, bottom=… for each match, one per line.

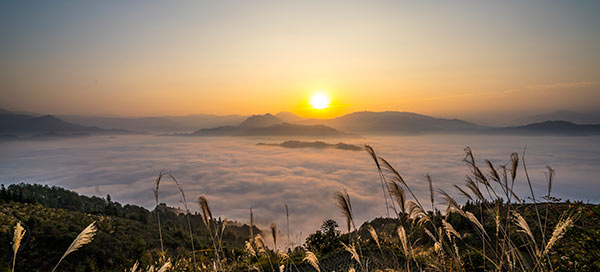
left=1, top=134, right=599, bottom=245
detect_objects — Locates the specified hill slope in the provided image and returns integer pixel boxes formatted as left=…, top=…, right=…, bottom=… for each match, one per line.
left=303, top=111, right=483, bottom=134
left=0, top=113, right=134, bottom=136
left=511, top=110, right=600, bottom=125
left=0, top=183, right=259, bottom=271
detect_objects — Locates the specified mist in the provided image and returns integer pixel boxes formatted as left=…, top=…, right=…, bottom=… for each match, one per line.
left=1, top=134, right=598, bottom=242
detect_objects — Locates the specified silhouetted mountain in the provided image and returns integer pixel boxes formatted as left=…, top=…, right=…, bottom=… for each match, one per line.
left=495, top=121, right=600, bottom=135
left=190, top=123, right=348, bottom=137
left=185, top=111, right=349, bottom=137
left=239, top=123, right=347, bottom=136
left=510, top=110, right=600, bottom=125
left=165, top=114, right=247, bottom=130
left=191, top=125, right=241, bottom=136
left=303, top=111, right=482, bottom=134
left=258, top=140, right=362, bottom=151
left=60, top=114, right=248, bottom=132
left=0, top=107, right=42, bottom=116
left=0, top=113, right=135, bottom=136
left=238, top=113, right=283, bottom=128
left=275, top=111, right=305, bottom=123
left=60, top=115, right=186, bottom=132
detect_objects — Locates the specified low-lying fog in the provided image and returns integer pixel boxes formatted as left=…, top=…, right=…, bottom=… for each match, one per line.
left=1, top=134, right=599, bottom=244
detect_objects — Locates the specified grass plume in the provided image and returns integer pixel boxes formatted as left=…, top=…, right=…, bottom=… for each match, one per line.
left=52, top=221, right=97, bottom=272
left=12, top=221, right=26, bottom=272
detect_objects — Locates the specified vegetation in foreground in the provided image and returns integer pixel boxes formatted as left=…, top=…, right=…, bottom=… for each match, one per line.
left=1, top=146, right=599, bottom=271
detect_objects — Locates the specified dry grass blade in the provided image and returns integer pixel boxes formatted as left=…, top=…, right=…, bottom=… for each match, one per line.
left=284, top=204, right=290, bottom=246
left=250, top=208, right=254, bottom=241
left=153, top=171, right=165, bottom=253
left=388, top=180, right=406, bottom=214
left=464, top=148, right=489, bottom=186
left=495, top=203, right=500, bottom=236
left=437, top=189, right=462, bottom=214
left=254, top=234, right=267, bottom=255
left=486, top=160, right=500, bottom=184
left=510, top=152, right=519, bottom=181
left=406, top=200, right=429, bottom=225
left=364, top=144, right=382, bottom=170
left=303, top=250, right=320, bottom=272
left=198, top=196, right=221, bottom=266
left=512, top=212, right=537, bottom=250
left=379, top=157, right=407, bottom=187
left=334, top=189, right=354, bottom=232
left=464, top=211, right=485, bottom=234
left=367, top=225, right=381, bottom=250
left=341, top=241, right=361, bottom=265
left=220, top=219, right=228, bottom=238
left=442, top=219, right=461, bottom=239
left=454, top=185, right=473, bottom=201
left=426, top=174, right=434, bottom=209
left=270, top=223, right=277, bottom=248
left=245, top=241, right=257, bottom=257
left=365, top=144, right=393, bottom=215
left=277, top=250, right=290, bottom=261
left=168, top=173, right=197, bottom=270
left=198, top=196, right=213, bottom=226
left=464, top=146, right=475, bottom=164
left=397, top=225, right=409, bottom=256
left=157, top=261, right=171, bottom=272
left=52, top=221, right=97, bottom=272
left=12, top=221, right=26, bottom=272
left=129, top=260, right=139, bottom=272
left=424, top=227, right=438, bottom=243
left=542, top=215, right=574, bottom=256
left=545, top=165, right=555, bottom=197
left=465, top=176, right=484, bottom=201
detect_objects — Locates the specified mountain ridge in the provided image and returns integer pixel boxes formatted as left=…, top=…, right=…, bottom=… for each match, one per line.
left=0, top=111, right=136, bottom=136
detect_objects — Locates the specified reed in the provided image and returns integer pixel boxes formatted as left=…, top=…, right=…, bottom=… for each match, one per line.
left=52, top=221, right=97, bottom=272
left=152, top=170, right=165, bottom=253
left=168, top=173, right=197, bottom=270
left=303, top=250, right=320, bottom=272
left=11, top=221, right=26, bottom=272
left=198, top=195, right=221, bottom=267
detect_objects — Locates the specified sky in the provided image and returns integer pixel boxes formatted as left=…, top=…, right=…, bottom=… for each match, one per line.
left=1, top=0, right=599, bottom=120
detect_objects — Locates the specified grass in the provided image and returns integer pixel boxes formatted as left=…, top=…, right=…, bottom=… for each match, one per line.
left=3, top=145, right=597, bottom=271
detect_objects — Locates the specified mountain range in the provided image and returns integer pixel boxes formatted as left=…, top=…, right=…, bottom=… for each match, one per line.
left=59, top=114, right=247, bottom=132
left=188, top=114, right=350, bottom=137
left=301, top=111, right=483, bottom=134
left=510, top=110, right=600, bottom=125
left=2, top=107, right=600, bottom=138
left=0, top=109, right=136, bottom=138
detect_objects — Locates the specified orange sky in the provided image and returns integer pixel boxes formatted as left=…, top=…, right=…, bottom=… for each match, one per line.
left=1, top=1, right=599, bottom=121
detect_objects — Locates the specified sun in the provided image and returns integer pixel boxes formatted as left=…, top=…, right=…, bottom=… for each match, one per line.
left=310, top=92, right=331, bottom=110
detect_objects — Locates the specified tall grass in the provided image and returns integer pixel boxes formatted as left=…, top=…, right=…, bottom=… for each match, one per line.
left=11, top=221, right=26, bottom=272
left=52, top=221, right=97, bottom=272
left=168, top=173, right=198, bottom=270
left=153, top=170, right=165, bottom=253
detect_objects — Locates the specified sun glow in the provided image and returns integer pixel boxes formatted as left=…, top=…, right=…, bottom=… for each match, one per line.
left=310, top=92, right=331, bottom=110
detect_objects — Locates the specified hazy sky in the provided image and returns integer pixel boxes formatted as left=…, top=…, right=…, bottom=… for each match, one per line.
left=1, top=0, right=599, bottom=119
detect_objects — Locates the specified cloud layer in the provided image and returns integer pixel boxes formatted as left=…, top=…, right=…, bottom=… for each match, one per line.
left=1, top=134, right=599, bottom=245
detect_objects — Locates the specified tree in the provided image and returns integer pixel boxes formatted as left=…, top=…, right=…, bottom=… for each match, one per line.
left=304, top=219, right=342, bottom=256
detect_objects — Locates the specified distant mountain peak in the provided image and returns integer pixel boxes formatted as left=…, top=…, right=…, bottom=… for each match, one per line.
left=238, top=113, right=283, bottom=128
left=275, top=111, right=304, bottom=123
left=511, top=110, right=600, bottom=125
left=0, top=107, right=12, bottom=115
